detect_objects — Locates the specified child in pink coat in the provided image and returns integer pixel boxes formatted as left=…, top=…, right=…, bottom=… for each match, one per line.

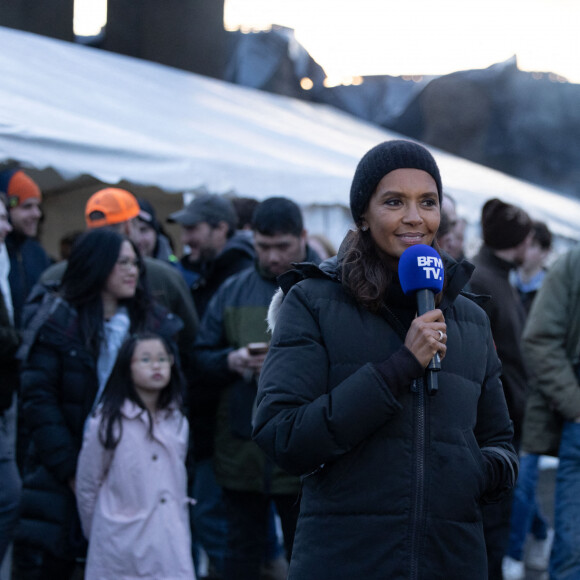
left=76, top=332, right=195, bottom=580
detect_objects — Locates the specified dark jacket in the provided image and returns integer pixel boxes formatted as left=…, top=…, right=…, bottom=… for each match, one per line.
left=252, top=255, right=517, bottom=580
left=16, top=293, right=183, bottom=558
left=6, top=230, right=52, bottom=329
left=181, top=231, right=255, bottom=461
left=0, top=289, right=19, bottom=413
left=177, top=231, right=255, bottom=320
left=194, top=245, right=320, bottom=491
left=470, top=245, right=528, bottom=441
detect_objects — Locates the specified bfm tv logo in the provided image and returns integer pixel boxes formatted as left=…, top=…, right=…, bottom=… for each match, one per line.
left=417, top=256, right=443, bottom=280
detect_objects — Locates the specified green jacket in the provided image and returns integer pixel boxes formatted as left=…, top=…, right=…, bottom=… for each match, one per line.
left=521, top=244, right=580, bottom=456
left=194, top=265, right=302, bottom=495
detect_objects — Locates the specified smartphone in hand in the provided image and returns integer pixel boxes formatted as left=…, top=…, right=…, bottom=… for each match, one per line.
left=247, top=342, right=269, bottom=356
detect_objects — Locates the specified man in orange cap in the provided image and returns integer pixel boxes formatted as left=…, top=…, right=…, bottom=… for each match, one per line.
left=0, top=169, right=51, bottom=328
left=34, top=186, right=197, bottom=382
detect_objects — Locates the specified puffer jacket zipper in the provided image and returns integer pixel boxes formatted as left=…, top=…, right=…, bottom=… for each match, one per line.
left=409, top=377, right=427, bottom=580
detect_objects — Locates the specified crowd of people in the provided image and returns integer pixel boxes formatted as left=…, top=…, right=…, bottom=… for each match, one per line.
left=0, top=138, right=578, bottom=579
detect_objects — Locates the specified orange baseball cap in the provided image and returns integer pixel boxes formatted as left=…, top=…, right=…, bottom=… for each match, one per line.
left=85, top=187, right=140, bottom=229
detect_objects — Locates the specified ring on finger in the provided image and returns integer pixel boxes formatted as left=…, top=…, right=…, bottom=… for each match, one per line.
left=437, top=330, right=444, bottom=341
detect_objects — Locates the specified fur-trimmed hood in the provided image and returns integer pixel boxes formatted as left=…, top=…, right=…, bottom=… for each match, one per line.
left=267, top=256, right=339, bottom=333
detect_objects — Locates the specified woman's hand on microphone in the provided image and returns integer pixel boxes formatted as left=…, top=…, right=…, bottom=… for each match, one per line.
left=404, top=309, right=447, bottom=368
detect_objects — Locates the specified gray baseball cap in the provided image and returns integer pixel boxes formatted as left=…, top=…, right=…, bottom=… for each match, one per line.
left=167, top=194, right=237, bottom=229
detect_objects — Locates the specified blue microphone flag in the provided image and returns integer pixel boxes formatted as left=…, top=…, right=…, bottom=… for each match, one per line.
left=398, top=244, right=444, bottom=295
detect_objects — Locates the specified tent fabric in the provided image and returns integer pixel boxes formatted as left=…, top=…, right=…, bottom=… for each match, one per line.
left=1, top=26, right=579, bottom=241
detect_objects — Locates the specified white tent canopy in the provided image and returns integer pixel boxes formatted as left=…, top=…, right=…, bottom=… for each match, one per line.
left=1, top=25, right=579, bottom=246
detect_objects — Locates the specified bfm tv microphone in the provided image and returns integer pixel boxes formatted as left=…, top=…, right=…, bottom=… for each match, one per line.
left=398, top=244, right=444, bottom=395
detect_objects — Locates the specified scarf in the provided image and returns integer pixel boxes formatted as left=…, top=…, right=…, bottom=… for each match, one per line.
left=95, top=306, right=131, bottom=403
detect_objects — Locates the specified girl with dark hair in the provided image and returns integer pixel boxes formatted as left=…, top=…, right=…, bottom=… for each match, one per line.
left=76, top=332, right=195, bottom=580
left=16, top=228, right=184, bottom=578
left=253, top=140, right=518, bottom=579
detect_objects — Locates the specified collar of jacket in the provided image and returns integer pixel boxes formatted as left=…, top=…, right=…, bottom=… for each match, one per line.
left=277, top=258, right=336, bottom=294
left=476, top=245, right=516, bottom=276
left=5, top=229, right=29, bottom=250
left=120, top=399, right=180, bottom=420
left=277, top=245, right=489, bottom=311
left=181, top=231, right=255, bottom=276
left=119, top=400, right=183, bottom=433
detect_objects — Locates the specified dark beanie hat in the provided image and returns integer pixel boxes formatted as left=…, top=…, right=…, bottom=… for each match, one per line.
left=350, top=140, right=443, bottom=224
left=481, top=198, right=532, bottom=250
left=137, top=198, right=161, bottom=233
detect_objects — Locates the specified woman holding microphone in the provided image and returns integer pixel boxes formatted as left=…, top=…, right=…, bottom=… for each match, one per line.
left=253, top=140, right=517, bottom=580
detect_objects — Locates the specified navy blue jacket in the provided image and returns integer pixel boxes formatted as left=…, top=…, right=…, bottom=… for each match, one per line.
left=6, top=231, right=51, bottom=328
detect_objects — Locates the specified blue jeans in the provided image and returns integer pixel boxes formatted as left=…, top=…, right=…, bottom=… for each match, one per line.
left=551, top=421, right=580, bottom=580
left=191, top=458, right=228, bottom=577
left=506, top=453, right=548, bottom=561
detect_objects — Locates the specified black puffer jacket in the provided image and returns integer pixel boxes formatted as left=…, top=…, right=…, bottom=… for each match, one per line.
left=0, top=289, right=19, bottom=413
left=17, top=294, right=183, bottom=558
left=253, top=256, right=517, bottom=580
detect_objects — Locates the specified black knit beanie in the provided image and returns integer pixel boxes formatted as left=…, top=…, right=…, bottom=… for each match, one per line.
left=481, top=198, right=532, bottom=250
left=350, top=140, right=443, bottom=225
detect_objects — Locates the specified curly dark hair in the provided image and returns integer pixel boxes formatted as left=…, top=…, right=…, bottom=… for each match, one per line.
left=341, top=229, right=394, bottom=312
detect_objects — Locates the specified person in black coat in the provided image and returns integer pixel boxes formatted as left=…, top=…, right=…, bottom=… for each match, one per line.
left=13, top=228, right=183, bottom=579
left=469, top=199, right=533, bottom=579
left=252, top=140, right=518, bottom=580
left=0, top=193, right=21, bottom=568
